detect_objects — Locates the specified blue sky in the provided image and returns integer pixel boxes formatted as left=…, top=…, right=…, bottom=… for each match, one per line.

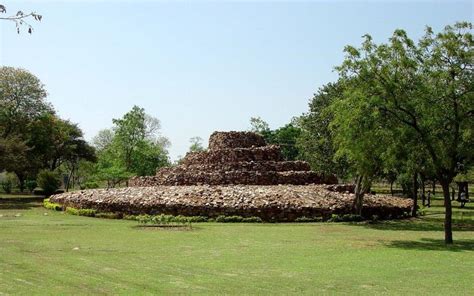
left=1, top=1, right=472, bottom=160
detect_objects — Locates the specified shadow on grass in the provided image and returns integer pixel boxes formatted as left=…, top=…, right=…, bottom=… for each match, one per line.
left=384, top=238, right=474, bottom=252
left=0, top=198, right=43, bottom=210
left=353, top=216, right=474, bottom=232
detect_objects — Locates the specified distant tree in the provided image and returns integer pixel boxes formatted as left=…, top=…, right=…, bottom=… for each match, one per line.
left=189, top=136, right=205, bottom=152
left=249, top=116, right=273, bottom=141
left=249, top=117, right=301, bottom=160
left=92, top=129, right=115, bottom=152
left=271, top=124, right=302, bottom=161
left=0, top=136, right=29, bottom=175
left=36, top=170, right=61, bottom=197
left=92, top=106, right=170, bottom=186
left=297, top=81, right=349, bottom=179
left=0, top=67, right=51, bottom=138
left=0, top=3, right=42, bottom=34
left=112, top=106, right=170, bottom=175
left=335, top=22, right=474, bottom=243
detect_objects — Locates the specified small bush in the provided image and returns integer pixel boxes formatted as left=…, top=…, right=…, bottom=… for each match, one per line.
left=43, top=199, right=63, bottom=211
left=295, top=216, right=322, bottom=223
left=25, top=180, right=37, bottom=193
left=83, top=181, right=100, bottom=189
left=1, top=180, right=12, bottom=194
left=242, top=216, right=263, bottom=223
left=329, top=214, right=364, bottom=222
left=66, top=207, right=96, bottom=217
left=95, top=212, right=122, bottom=219
left=33, top=188, right=45, bottom=195
left=37, top=170, right=61, bottom=197
left=215, top=215, right=262, bottom=223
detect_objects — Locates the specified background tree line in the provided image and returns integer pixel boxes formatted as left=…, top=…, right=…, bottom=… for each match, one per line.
left=249, top=22, right=473, bottom=244
left=0, top=67, right=170, bottom=194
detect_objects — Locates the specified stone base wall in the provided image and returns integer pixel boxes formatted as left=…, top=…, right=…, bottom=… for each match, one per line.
left=50, top=185, right=413, bottom=222
left=182, top=145, right=283, bottom=166
left=165, top=160, right=311, bottom=173
left=208, top=131, right=266, bottom=150
left=130, top=170, right=338, bottom=187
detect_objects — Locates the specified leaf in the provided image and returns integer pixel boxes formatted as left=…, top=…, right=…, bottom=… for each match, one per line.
left=16, top=10, right=24, bottom=16
left=28, top=27, right=32, bottom=34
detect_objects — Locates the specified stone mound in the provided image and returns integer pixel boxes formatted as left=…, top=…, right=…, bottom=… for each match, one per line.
left=50, top=185, right=412, bottom=221
left=208, top=131, right=266, bottom=150
left=130, top=131, right=337, bottom=186
left=50, top=131, right=413, bottom=221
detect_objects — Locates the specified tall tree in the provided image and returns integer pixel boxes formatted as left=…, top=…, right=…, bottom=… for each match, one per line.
left=297, top=82, right=349, bottom=179
left=0, top=67, right=51, bottom=138
left=336, top=22, right=474, bottom=243
left=189, top=136, right=205, bottom=152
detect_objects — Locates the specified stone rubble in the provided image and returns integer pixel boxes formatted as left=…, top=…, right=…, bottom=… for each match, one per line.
left=130, top=131, right=337, bottom=186
left=50, top=185, right=412, bottom=221
left=51, top=131, right=412, bottom=220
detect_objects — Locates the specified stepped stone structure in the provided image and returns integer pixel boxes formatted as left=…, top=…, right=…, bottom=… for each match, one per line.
left=50, top=131, right=413, bottom=221
left=130, top=131, right=338, bottom=187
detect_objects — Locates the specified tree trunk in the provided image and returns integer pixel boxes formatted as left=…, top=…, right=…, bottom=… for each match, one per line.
left=390, top=181, right=394, bottom=196
left=353, top=175, right=364, bottom=215
left=440, top=180, right=453, bottom=244
left=411, top=172, right=418, bottom=217
left=432, top=181, right=436, bottom=196
left=421, top=177, right=426, bottom=206
left=65, top=167, right=74, bottom=192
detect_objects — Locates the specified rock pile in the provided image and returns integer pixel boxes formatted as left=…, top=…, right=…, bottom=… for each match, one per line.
left=50, top=131, right=413, bottom=221
left=50, top=185, right=412, bottom=221
left=130, top=131, right=337, bottom=186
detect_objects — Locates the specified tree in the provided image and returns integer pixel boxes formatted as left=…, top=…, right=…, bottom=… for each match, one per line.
left=36, top=170, right=61, bottom=197
left=112, top=106, right=170, bottom=175
left=92, top=129, right=115, bottom=152
left=336, top=22, right=474, bottom=243
left=0, top=3, right=42, bottom=34
left=92, top=106, right=170, bottom=186
left=189, top=136, right=205, bottom=152
left=0, top=67, right=51, bottom=138
left=329, top=86, right=389, bottom=215
left=271, top=124, right=302, bottom=161
left=249, top=117, right=302, bottom=161
left=297, top=82, right=349, bottom=179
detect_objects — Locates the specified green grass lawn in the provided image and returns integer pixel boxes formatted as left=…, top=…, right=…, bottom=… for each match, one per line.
left=1, top=196, right=473, bottom=295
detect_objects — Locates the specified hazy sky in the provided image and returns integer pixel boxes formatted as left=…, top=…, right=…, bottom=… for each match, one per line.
left=1, top=0, right=472, bottom=160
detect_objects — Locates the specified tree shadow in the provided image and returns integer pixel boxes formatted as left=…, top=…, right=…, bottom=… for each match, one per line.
left=0, top=198, right=43, bottom=210
left=354, top=216, right=474, bottom=232
left=384, top=238, right=474, bottom=252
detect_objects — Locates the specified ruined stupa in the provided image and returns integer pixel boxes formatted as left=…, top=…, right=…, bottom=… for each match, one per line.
left=130, top=131, right=337, bottom=187
left=50, top=131, right=412, bottom=221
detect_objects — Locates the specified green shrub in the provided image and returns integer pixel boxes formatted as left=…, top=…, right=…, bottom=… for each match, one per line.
left=25, top=180, right=37, bottom=193
left=83, top=181, right=100, bottom=189
left=0, top=173, right=18, bottom=194
left=1, top=180, right=12, bottom=194
left=43, top=199, right=63, bottom=211
left=66, top=207, right=96, bottom=217
left=329, top=214, right=364, bottom=222
left=95, top=212, right=122, bottom=219
left=242, top=216, right=263, bottom=223
left=295, top=216, right=322, bottom=223
left=36, top=170, right=61, bottom=197
left=215, top=215, right=242, bottom=223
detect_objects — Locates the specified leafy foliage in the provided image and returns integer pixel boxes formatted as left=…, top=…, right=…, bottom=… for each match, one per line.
left=36, top=170, right=61, bottom=197
left=0, top=3, right=42, bottom=34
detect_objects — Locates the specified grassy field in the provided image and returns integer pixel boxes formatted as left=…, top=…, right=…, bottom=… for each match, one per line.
left=0, top=195, right=473, bottom=295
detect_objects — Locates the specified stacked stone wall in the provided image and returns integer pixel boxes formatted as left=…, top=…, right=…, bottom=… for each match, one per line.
left=130, top=131, right=337, bottom=187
